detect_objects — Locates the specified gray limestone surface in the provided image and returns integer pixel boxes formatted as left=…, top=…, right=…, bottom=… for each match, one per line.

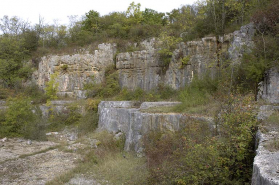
left=33, top=24, right=255, bottom=96
left=98, top=101, right=214, bottom=153
left=252, top=131, right=279, bottom=185
left=252, top=105, right=279, bottom=185
left=33, top=43, right=116, bottom=99
left=258, top=68, right=279, bottom=104
left=117, top=23, right=255, bottom=91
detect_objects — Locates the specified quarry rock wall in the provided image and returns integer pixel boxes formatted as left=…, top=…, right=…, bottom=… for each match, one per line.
left=33, top=24, right=255, bottom=95
left=33, top=43, right=116, bottom=99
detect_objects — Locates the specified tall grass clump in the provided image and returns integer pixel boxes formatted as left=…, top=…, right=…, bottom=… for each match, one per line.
left=174, top=74, right=218, bottom=112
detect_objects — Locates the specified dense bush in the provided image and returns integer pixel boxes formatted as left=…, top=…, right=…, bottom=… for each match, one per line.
left=144, top=95, right=258, bottom=184
left=0, top=95, right=46, bottom=140
left=85, top=65, right=120, bottom=98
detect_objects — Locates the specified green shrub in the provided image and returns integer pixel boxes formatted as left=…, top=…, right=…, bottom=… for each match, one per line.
left=180, top=55, right=191, bottom=67
left=47, top=104, right=81, bottom=131
left=3, top=96, right=35, bottom=137
left=144, top=95, right=258, bottom=184
left=61, top=64, right=68, bottom=71
left=23, top=107, right=47, bottom=141
left=45, top=72, right=59, bottom=100
left=0, top=95, right=46, bottom=140
left=144, top=119, right=220, bottom=185
left=84, top=65, right=120, bottom=98
left=158, top=32, right=182, bottom=67
left=78, top=110, right=99, bottom=135
left=23, top=83, right=47, bottom=104
left=0, top=88, right=12, bottom=99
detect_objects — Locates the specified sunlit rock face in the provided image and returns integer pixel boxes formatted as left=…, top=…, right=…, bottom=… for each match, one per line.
left=33, top=24, right=255, bottom=97
left=117, top=23, right=255, bottom=91
left=33, top=43, right=116, bottom=99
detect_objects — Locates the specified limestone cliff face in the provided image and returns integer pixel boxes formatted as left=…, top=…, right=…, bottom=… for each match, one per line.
left=33, top=43, right=116, bottom=98
left=33, top=24, right=255, bottom=96
left=258, top=68, right=279, bottom=104
left=117, top=23, right=255, bottom=90
left=116, top=49, right=162, bottom=91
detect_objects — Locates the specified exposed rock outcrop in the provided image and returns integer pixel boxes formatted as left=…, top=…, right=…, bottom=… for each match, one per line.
left=252, top=105, right=279, bottom=185
left=258, top=68, right=279, bottom=104
left=117, top=23, right=255, bottom=90
left=33, top=43, right=116, bottom=99
left=252, top=130, right=279, bottom=185
left=228, top=22, right=255, bottom=63
left=33, top=24, right=255, bottom=96
left=98, top=101, right=214, bottom=153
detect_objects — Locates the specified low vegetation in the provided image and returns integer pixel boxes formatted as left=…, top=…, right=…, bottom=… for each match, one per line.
left=144, top=95, right=258, bottom=184
left=47, top=131, right=148, bottom=185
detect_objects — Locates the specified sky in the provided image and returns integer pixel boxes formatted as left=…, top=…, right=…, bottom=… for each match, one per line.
left=0, top=0, right=197, bottom=26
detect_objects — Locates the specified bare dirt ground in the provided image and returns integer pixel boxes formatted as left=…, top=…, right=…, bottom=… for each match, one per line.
left=0, top=132, right=83, bottom=185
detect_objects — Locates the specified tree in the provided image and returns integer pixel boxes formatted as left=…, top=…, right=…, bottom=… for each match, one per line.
left=82, top=10, right=100, bottom=33
left=0, top=35, right=30, bottom=87
left=142, top=8, right=167, bottom=25
left=0, top=15, right=30, bottom=35
left=3, top=96, right=35, bottom=137
left=126, top=2, right=143, bottom=25
left=167, top=5, right=197, bottom=37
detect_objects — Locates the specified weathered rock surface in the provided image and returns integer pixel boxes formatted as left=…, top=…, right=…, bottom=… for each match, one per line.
left=117, top=23, right=255, bottom=90
left=252, top=130, right=279, bottom=185
left=0, top=137, right=81, bottom=185
left=33, top=43, right=116, bottom=99
left=252, top=105, right=279, bottom=185
left=33, top=24, right=255, bottom=95
left=258, top=68, right=279, bottom=104
left=98, top=101, right=214, bottom=153
left=228, top=22, right=255, bottom=63
left=117, top=49, right=163, bottom=91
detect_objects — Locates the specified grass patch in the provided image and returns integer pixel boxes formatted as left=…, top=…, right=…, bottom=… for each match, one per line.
left=46, top=131, right=148, bottom=185
left=265, top=139, right=279, bottom=152
left=89, top=152, right=148, bottom=185
left=141, top=101, right=220, bottom=117
left=266, top=111, right=279, bottom=126
left=262, top=110, right=279, bottom=132
left=141, top=106, right=176, bottom=113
